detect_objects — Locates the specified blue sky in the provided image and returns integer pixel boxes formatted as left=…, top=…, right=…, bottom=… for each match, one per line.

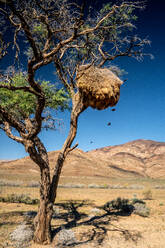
left=0, top=0, right=165, bottom=159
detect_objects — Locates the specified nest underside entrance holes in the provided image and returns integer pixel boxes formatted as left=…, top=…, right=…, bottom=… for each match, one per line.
left=76, top=65, right=123, bottom=110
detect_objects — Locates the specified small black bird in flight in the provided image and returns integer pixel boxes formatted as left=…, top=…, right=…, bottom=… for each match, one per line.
left=111, top=108, right=116, bottom=112
left=107, top=122, right=111, bottom=126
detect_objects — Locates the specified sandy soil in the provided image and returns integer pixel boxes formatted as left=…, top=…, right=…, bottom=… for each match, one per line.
left=0, top=185, right=165, bottom=248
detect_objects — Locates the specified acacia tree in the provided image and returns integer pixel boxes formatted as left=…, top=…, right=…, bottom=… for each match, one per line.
left=0, top=0, right=151, bottom=244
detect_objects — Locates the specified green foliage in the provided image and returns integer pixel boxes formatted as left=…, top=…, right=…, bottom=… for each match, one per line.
left=98, top=2, right=137, bottom=40
left=103, top=197, right=133, bottom=213
left=42, top=81, right=69, bottom=111
left=33, top=23, right=48, bottom=39
left=0, top=193, right=39, bottom=205
left=31, top=23, right=49, bottom=52
left=0, top=72, right=70, bottom=120
left=131, top=198, right=146, bottom=205
left=103, top=197, right=150, bottom=217
left=0, top=73, right=35, bottom=117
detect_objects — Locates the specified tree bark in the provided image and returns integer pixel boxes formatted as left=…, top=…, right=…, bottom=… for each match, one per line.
left=33, top=166, right=53, bottom=244
left=27, top=138, right=53, bottom=244
left=33, top=198, right=53, bottom=244
left=24, top=92, right=86, bottom=244
left=50, top=92, right=86, bottom=203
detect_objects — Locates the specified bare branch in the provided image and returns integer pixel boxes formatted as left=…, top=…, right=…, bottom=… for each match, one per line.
left=98, top=36, right=151, bottom=67
left=98, top=38, right=106, bottom=60
left=3, top=121, right=24, bottom=143
left=0, top=33, right=9, bottom=60
left=67, top=143, right=78, bottom=154
left=54, top=56, right=71, bottom=91
left=78, top=2, right=144, bottom=36
left=9, top=13, right=21, bottom=60
left=7, top=1, right=41, bottom=60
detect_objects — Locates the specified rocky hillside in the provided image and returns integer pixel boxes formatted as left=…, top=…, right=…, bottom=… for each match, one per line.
left=0, top=139, right=165, bottom=179
left=87, top=139, right=165, bottom=178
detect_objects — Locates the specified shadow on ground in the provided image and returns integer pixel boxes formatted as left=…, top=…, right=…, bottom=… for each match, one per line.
left=0, top=200, right=142, bottom=247
left=52, top=199, right=142, bottom=247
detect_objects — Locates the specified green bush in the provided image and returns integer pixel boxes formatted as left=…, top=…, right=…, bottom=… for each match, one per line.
left=0, top=194, right=39, bottom=205
left=103, top=197, right=133, bottom=213
left=131, top=198, right=146, bottom=205
left=103, top=197, right=150, bottom=217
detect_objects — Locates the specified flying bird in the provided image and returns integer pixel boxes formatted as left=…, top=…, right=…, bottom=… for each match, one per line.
left=111, top=108, right=116, bottom=112
left=107, top=122, right=111, bottom=126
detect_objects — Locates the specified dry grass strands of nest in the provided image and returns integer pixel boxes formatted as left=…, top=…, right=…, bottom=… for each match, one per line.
left=76, top=65, right=123, bottom=110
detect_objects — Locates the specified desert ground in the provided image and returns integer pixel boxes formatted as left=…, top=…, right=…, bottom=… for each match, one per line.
left=0, top=174, right=165, bottom=248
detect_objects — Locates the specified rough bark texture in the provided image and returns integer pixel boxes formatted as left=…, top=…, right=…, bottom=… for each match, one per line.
left=32, top=92, right=86, bottom=244
left=26, top=138, right=53, bottom=244
left=33, top=198, right=53, bottom=244
left=33, top=165, right=53, bottom=244
left=50, top=92, right=86, bottom=203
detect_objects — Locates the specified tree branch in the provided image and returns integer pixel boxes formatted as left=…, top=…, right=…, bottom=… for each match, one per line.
left=50, top=92, right=87, bottom=202
left=2, top=121, right=24, bottom=144
left=0, top=83, right=41, bottom=96
left=98, top=36, right=151, bottom=67
left=54, top=57, right=71, bottom=91
left=0, top=105, right=25, bottom=134
left=8, top=1, right=41, bottom=60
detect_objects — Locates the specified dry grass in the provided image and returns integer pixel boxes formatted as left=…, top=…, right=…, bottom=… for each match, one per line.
left=0, top=180, right=165, bottom=248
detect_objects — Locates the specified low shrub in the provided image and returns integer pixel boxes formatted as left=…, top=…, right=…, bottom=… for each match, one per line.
left=131, top=198, right=146, bottom=205
left=0, top=194, right=39, bottom=205
left=142, top=189, right=153, bottom=200
left=26, top=181, right=40, bottom=188
left=103, top=197, right=133, bottom=213
left=103, top=197, right=150, bottom=217
left=0, top=179, right=23, bottom=187
left=129, top=184, right=144, bottom=190
left=154, top=185, right=165, bottom=189
left=58, top=183, right=85, bottom=188
left=88, top=184, right=100, bottom=188
left=133, top=203, right=150, bottom=217
left=108, top=184, right=123, bottom=189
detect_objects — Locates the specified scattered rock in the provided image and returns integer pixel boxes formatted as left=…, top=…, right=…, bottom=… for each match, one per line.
left=10, top=223, right=33, bottom=248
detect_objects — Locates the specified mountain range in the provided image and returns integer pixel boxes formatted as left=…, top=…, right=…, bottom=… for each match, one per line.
left=1, top=139, right=165, bottom=179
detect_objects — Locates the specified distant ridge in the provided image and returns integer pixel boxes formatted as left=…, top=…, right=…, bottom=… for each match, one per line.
left=1, top=139, right=165, bottom=179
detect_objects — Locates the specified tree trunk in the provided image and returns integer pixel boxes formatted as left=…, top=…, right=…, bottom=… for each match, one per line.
left=27, top=93, right=86, bottom=244
left=27, top=137, right=53, bottom=244
left=33, top=167, right=53, bottom=244
left=33, top=199, right=53, bottom=244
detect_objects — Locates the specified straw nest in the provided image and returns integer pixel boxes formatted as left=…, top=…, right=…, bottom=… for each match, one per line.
left=76, top=65, right=123, bottom=110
